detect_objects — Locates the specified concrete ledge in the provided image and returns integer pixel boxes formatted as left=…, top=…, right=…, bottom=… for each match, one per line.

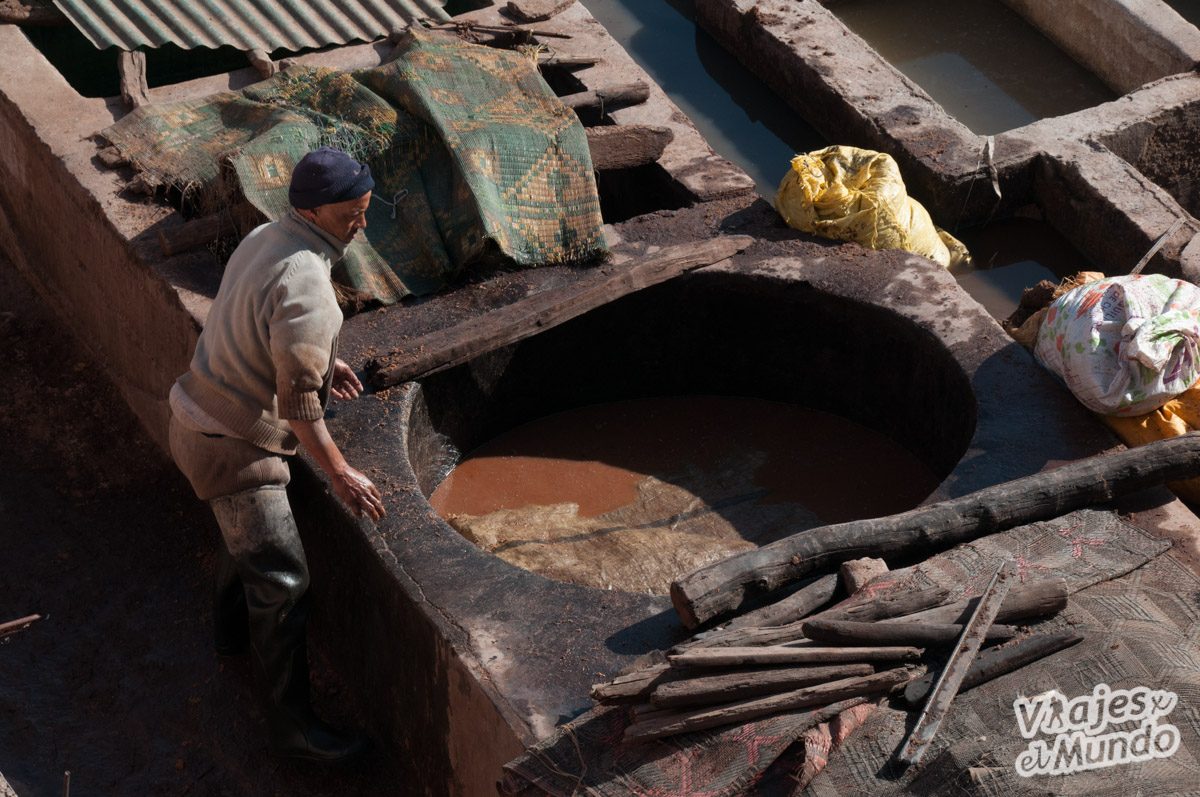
left=1001, top=0, right=1200, bottom=94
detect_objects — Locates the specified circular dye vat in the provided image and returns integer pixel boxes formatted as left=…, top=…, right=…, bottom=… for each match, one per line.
left=430, top=396, right=939, bottom=595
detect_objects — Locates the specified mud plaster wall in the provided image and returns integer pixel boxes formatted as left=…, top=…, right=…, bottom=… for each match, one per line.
left=0, top=89, right=196, bottom=453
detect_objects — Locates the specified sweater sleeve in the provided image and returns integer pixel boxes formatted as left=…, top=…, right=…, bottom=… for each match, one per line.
left=268, top=256, right=342, bottom=421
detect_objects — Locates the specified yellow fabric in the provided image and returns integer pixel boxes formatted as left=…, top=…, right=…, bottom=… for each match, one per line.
left=775, top=145, right=971, bottom=268
left=1101, top=385, right=1200, bottom=504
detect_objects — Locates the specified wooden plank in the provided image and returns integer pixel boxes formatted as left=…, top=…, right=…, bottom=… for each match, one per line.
left=625, top=669, right=916, bottom=741
left=650, top=663, right=875, bottom=709
left=590, top=664, right=676, bottom=704
left=367, top=236, right=753, bottom=389
left=902, top=631, right=1084, bottom=705
left=896, top=560, right=1017, bottom=767
left=668, top=645, right=922, bottom=668
left=669, top=432, right=1200, bottom=628
left=585, top=125, right=673, bottom=171
left=802, top=619, right=1018, bottom=647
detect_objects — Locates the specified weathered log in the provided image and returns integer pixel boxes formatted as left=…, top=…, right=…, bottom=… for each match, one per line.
left=651, top=664, right=875, bottom=710
left=505, top=0, right=572, bottom=22
left=118, top=50, right=150, bottom=109
left=96, top=146, right=128, bottom=169
left=816, top=585, right=951, bottom=625
left=840, top=558, right=888, bottom=594
left=882, top=577, right=1067, bottom=626
left=668, top=645, right=922, bottom=668
left=157, top=214, right=232, bottom=257
left=802, top=619, right=1018, bottom=647
left=585, top=125, right=673, bottom=171
left=625, top=669, right=915, bottom=741
left=902, top=631, right=1083, bottom=705
left=670, top=433, right=1200, bottom=627
left=590, top=664, right=676, bottom=704
left=368, top=236, right=753, bottom=389
left=561, top=81, right=650, bottom=114
left=722, top=573, right=839, bottom=631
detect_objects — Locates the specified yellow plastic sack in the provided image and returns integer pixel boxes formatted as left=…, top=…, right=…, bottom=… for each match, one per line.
left=1102, top=386, right=1200, bottom=505
left=775, top=145, right=970, bottom=268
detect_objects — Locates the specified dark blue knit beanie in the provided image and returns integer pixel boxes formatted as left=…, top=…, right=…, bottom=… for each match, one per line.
left=288, top=147, right=374, bottom=209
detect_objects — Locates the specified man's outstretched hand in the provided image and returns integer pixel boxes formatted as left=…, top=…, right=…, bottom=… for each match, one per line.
left=331, top=358, right=363, bottom=400
left=332, top=464, right=386, bottom=521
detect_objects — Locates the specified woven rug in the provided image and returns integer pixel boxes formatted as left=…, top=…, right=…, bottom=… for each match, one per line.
left=100, top=27, right=606, bottom=305
left=501, top=508, right=1174, bottom=796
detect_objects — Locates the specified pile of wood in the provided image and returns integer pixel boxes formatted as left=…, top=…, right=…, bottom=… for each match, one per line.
left=590, top=558, right=1080, bottom=744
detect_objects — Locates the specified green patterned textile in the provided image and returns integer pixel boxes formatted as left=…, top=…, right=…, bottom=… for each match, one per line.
left=100, top=28, right=607, bottom=305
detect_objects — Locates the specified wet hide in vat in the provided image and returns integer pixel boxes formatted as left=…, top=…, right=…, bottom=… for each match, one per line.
left=774, top=145, right=970, bottom=268
left=445, top=465, right=821, bottom=595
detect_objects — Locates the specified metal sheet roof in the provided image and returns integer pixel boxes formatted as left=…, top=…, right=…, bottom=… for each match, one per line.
left=51, top=0, right=450, bottom=52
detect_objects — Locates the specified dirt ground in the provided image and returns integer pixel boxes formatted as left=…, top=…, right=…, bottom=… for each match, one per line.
left=0, top=257, right=405, bottom=795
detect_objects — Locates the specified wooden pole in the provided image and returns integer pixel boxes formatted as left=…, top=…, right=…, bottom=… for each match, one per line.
left=650, top=663, right=875, bottom=709
left=670, top=433, right=1200, bottom=627
left=367, top=236, right=753, bottom=389
left=118, top=51, right=150, bottom=109
left=625, top=669, right=917, bottom=741
left=668, top=645, right=922, bottom=668
left=0, top=613, right=41, bottom=638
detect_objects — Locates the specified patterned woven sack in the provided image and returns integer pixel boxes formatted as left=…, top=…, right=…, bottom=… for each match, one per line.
left=1034, top=273, right=1200, bottom=416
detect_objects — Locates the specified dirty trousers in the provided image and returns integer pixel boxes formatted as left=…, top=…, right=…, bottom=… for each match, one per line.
left=169, top=417, right=313, bottom=717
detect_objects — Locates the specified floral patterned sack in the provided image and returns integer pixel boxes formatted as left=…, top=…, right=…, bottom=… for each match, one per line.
left=1034, top=274, right=1200, bottom=416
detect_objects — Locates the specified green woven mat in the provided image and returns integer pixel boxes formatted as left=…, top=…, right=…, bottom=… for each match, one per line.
left=100, top=27, right=607, bottom=305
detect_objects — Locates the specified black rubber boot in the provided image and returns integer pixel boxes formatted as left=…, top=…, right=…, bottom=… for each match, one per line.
left=213, top=543, right=249, bottom=656
left=210, top=487, right=369, bottom=764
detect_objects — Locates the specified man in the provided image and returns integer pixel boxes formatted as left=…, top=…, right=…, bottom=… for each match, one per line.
left=168, top=147, right=385, bottom=763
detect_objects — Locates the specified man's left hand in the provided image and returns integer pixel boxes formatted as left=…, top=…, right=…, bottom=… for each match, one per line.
left=331, top=358, right=363, bottom=400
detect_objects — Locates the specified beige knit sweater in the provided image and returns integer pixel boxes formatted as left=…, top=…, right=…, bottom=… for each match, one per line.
left=175, top=210, right=346, bottom=455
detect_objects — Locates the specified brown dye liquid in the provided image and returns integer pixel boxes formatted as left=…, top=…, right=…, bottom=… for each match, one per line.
left=832, top=0, right=1116, bottom=134
left=430, top=397, right=940, bottom=593
left=953, top=218, right=1093, bottom=320
left=430, top=396, right=938, bottom=522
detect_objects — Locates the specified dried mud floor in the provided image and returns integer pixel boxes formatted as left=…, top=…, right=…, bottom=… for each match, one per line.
left=0, top=257, right=404, bottom=796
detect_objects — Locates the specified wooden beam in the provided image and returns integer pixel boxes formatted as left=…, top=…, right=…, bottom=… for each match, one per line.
left=669, top=433, right=1200, bottom=628
left=367, top=236, right=754, bottom=389
left=247, top=49, right=276, bottom=79
left=585, top=125, right=673, bottom=171
left=118, top=50, right=150, bottom=110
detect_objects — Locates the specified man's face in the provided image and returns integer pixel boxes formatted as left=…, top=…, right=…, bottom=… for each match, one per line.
left=301, top=192, right=371, bottom=244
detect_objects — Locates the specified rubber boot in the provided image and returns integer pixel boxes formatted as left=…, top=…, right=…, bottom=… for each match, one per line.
left=209, top=487, right=369, bottom=764
left=213, top=543, right=250, bottom=656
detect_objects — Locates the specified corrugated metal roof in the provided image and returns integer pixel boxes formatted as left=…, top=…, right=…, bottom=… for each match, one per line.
left=51, top=0, right=450, bottom=52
